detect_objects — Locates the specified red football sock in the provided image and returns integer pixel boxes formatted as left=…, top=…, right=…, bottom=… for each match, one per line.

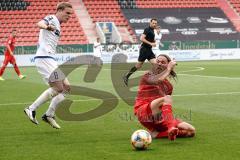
left=160, top=104, right=175, bottom=129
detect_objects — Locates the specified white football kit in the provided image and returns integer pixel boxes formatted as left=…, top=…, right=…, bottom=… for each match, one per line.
left=93, top=41, right=102, bottom=58
left=35, top=15, right=65, bottom=83
left=152, top=31, right=163, bottom=56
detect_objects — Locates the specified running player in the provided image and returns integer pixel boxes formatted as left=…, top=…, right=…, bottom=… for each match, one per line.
left=0, top=29, right=26, bottom=81
left=92, top=37, right=103, bottom=66
left=123, top=18, right=158, bottom=86
left=152, top=25, right=164, bottom=56
left=24, top=2, right=73, bottom=129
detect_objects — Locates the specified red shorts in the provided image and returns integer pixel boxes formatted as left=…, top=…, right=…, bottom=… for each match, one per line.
left=135, top=101, right=182, bottom=133
left=2, top=56, right=16, bottom=65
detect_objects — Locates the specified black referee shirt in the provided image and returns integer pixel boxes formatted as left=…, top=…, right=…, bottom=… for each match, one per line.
left=141, top=26, right=155, bottom=48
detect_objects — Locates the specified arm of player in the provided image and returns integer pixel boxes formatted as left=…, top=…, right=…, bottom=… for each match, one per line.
left=94, top=43, right=101, bottom=48
left=140, top=34, right=156, bottom=47
left=146, top=60, right=177, bottom=84
left=37, top=20, right=56, bottom=31
left=6, top=44, right=14, bottom=56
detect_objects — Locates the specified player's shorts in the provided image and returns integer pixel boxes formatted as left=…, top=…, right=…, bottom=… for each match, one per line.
left=91, top=55, right=102, bottom=66
left=93, top=52, right=101, bottom=58
left=152, top=48, right=161, bottom=56
left=34, top=56, right=65, bottom=84
left=135, top=101, right=182, bottom=133
left=3, top=56, right=16, bottom=65
left=138, top=46, right=156, bottom=62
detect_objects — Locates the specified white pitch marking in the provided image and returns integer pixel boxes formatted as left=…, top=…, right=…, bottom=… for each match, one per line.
left=1, top=91, right=240, bottom=106
left=178, top=67, right=205, bottom=73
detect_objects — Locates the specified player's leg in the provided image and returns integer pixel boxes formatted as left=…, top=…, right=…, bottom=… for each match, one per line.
left=43, top=78, right=70, bottom=129
left=24, top=87, right=59, bottom=124
left=135, top=103, right=157, bottom=138
left=123, top=47, right=147, bottom=86
left=41, top=79, right=67, bottom=129
left=9, top=57, right=26, bottom=79
left=177, top=122, right=195, bottom=137
left=24, top=58, right=60, bottom=125
left=123, top=61, right=144, bottom=86
left=0, top=56, right=10, bottom=80
left=148, top=48, right=157, bottom=65
left=150, top=95, right=179, bottom=140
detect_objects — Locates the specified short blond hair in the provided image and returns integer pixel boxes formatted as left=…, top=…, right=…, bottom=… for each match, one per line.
left=57, top=2, right=72, bottom=11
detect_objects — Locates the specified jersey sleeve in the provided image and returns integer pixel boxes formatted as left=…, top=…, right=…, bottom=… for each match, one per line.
left=143, top=28, right=149, bottom=36
left=43, top=15, right=54, bottom=25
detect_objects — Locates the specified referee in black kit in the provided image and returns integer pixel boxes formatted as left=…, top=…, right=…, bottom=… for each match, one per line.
left=123, top=18, right=158, bottom=86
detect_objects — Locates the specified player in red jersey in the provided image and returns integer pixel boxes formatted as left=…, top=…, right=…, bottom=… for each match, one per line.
left=134, top=54, right=195, bottom=141
left=0, top=29, right=26, bottom=81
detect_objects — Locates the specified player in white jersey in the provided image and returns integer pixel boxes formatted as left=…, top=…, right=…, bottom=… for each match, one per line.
left=152, top=26, right=164, bottom=56
left=92, top=37, right=103, bottom=66
left=93, top=37, right=102, bottom=58
left=24, top=2, right=73, bottom=129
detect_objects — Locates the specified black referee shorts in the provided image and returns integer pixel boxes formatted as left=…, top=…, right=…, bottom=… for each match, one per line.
left=138, top=46, right=156, bottom=62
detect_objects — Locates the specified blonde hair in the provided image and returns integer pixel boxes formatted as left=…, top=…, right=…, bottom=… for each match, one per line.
left=57, top=2, right=72, bottom=11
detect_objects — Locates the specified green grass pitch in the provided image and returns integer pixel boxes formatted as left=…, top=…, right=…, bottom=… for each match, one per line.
left=0, top=60, right=240, bottom=160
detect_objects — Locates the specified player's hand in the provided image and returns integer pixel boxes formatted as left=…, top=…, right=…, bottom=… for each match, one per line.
left=167, top=59, right=177, bottom=71
left=151, top=42, right=156, bottom=47
left=63, top=78, right=71, bottom=92
left=46, top=25, right=56, bottom=31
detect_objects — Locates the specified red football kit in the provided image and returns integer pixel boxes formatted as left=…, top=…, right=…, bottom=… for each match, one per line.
left=0, top=35, right=21, bottom=76
left=134, top=72, right=181, bottom=137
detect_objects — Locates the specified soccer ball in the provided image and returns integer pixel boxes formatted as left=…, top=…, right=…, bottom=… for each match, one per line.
left=131, top=129, right=152, bottom=150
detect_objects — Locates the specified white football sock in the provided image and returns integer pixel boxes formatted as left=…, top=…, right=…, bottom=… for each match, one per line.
left=46, top=93, right=65, bottom=117
left=29, top=88, right=58, bottom=111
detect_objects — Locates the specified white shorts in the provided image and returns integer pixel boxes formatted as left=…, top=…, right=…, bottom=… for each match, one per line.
left=93, top=53, right=101, bottom=58
left=152, top=49, right=161, bottom=57
left=35, top=57, right=65, bottom=84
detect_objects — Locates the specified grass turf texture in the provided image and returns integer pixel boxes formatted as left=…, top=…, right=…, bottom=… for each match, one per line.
left=0, top=60, right=240, bottom=160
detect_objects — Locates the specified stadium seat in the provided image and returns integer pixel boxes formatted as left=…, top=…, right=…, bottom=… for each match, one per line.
left=135, top=0, right=218, bottom=8
left=0, top=0, right=88, bottom=46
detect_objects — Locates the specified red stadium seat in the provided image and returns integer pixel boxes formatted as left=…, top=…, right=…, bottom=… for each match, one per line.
left=135, top=0, right=218, bottom=8
left=0, top=0, right=87, bottom=45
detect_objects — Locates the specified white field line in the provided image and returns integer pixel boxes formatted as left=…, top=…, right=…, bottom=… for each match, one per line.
left=1, top=91, right=240, bottom=106
left=82, top=66, right=240, bottom=79
left=1, top=67, right=240, bottom=106
left=179, top=73, right=240, bottom=80
left=178, top=67, right=205, bottom=73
